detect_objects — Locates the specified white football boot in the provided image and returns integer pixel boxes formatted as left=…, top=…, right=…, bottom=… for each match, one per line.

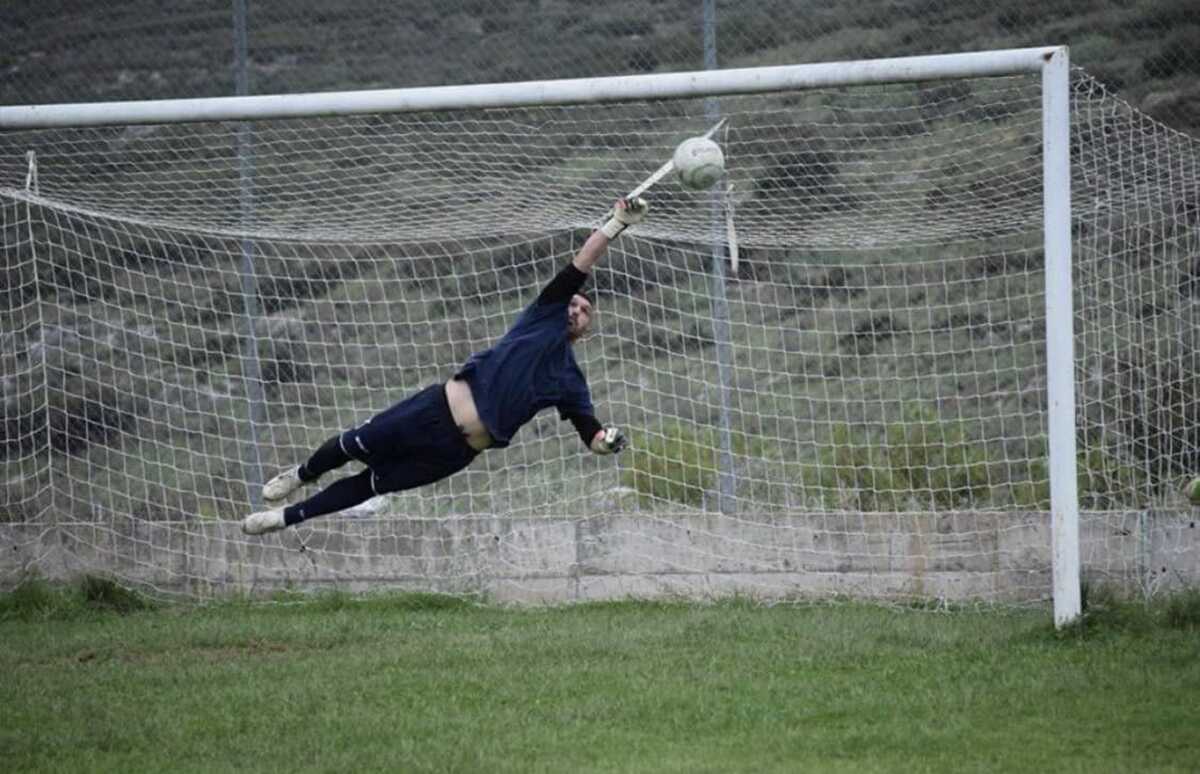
left=242, top=508, right=286, bottom=536
left=262, top=466, right=304, bottom=501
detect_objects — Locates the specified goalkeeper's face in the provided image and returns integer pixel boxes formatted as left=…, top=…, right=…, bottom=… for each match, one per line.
left=567, top=294, right=593, bottom=341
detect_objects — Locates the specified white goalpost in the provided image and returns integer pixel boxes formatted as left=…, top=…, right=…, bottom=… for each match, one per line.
left=3, top=47, right=1199, bottom=625
left=1038, top=49, right=1080, bottom=626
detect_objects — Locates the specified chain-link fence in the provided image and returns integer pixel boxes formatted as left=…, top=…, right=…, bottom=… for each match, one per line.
left=3, top=0, right=1198, bottom=134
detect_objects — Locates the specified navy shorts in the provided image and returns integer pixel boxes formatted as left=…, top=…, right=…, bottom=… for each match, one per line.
left=339, top=384, right=479, bottom=495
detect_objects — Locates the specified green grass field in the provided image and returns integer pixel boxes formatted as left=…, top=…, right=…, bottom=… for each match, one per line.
left=3, top=582, right=1199, bottom=773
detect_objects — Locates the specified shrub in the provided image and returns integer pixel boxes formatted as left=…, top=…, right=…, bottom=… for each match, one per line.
left=806, top=405, right=994, bottom=511
left=1164, top=588, right=1200, bottom=629
left=1142, top=26, right=1200, bottom=78
left=0, top=577, right=63, bottom=621
left=622, top=420, right=754, bottom=508
left=804, top=408, right=1168, bottom=513
left=1123, top=365, right=1200, bottom=478
left=80, top=575, right=152, bottom=614
left=1076, top=446, right=1149, bottom=509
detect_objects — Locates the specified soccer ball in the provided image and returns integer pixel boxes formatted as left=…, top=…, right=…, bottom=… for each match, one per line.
left=673, top=136, right=725, bottom=191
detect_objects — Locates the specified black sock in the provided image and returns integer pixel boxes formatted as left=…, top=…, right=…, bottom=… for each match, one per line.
left=298, top=433, right=354, bottom=482
left=283, top=470, right=375, bottom=526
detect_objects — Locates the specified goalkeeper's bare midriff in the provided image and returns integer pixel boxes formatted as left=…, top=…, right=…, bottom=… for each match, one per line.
left=445, top=379, right=494, bottom=451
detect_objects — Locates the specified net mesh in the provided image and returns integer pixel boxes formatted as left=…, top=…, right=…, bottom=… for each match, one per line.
left=0, top=76, right=1052, bottom=246
left=1, top=69, right=1198, bottom=602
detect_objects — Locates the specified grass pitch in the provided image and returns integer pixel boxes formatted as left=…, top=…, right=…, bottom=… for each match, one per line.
left=2, top=583, right=1198, bottom=773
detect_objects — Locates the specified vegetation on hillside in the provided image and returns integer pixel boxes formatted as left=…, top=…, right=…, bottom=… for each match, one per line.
left=2, top=0, right=1197, bottom=132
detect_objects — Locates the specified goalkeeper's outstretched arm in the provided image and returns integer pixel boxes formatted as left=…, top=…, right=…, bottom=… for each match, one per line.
left=572, top=197, right=649, bottom=274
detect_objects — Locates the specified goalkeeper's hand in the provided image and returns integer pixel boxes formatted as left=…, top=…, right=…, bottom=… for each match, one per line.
left=600, top=197, right=649, bottom=239
left=591, top=425, right=629, bottom=455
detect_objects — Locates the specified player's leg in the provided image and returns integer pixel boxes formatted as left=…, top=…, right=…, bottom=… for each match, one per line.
left=263, top=383, right=440, bottom=504
left=263, top=424, right=376, bottom=501
left=243, top=468, right=375, bottom=534
left=287, top=414, right=478, bottom=530
left=366, top=383, right=480, bottom=495
left=243, top=446, right=478, bottom=535
left=283, top=469, right=376, bottom=526
left=263, top=434, right=351, bottom=501
left=244, top=444, right=476, bottom=535
left=244, top=386, right=479, bottom=535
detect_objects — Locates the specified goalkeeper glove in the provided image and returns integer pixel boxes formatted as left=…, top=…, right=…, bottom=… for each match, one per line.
left=600, top=197, right=649, bottom=239
left=592, top=425, right=629, bottom=455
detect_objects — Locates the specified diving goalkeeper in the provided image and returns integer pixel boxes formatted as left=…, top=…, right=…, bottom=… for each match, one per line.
left=241, top=197, right=647, bottom=535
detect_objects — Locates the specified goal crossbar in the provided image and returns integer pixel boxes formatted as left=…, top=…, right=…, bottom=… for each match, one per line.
left=0, top=47, right=1062, bottom=129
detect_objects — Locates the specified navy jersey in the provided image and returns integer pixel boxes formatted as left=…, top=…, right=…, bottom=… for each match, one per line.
left=454, top=266, right=595, bottom=448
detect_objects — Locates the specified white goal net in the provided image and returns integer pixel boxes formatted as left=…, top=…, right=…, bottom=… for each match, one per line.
left=1, top=52, right=1198, bottom=606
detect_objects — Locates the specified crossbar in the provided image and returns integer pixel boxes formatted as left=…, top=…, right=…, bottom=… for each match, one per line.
left=0, top=47, right=1061, bottom=129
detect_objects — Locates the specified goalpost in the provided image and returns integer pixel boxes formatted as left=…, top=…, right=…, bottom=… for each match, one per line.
left=2, top=48, right=1198, bottom=625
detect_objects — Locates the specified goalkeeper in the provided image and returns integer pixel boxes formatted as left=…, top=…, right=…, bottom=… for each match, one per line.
left=241, top=197, right=646, bottom=535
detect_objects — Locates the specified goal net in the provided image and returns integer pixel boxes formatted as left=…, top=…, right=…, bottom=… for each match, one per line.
left=2, top=51, right=1198, bottom=607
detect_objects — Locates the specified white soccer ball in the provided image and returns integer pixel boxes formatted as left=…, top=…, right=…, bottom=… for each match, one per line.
left=673, top=136, right=725, bottom=191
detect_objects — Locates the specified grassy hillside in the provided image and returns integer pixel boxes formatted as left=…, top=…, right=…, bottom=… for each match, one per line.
left=1, top=0, right=1197, bottom=133
left=1, top=0, right=1198, bottom=523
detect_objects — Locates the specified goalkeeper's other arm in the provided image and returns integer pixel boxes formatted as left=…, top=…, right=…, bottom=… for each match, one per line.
left=590, top=425, right=628, bottom=455
left=565, top=411, right=628, bottom=454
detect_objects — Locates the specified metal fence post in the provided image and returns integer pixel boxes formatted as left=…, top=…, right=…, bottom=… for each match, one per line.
left=232, top=0, right=267, bottom=509
left=704, top=0, right=737, bottom=514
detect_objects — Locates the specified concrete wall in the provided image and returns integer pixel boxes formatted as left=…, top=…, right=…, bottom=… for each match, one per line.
left=2, top=510, right=1198, bottom=603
